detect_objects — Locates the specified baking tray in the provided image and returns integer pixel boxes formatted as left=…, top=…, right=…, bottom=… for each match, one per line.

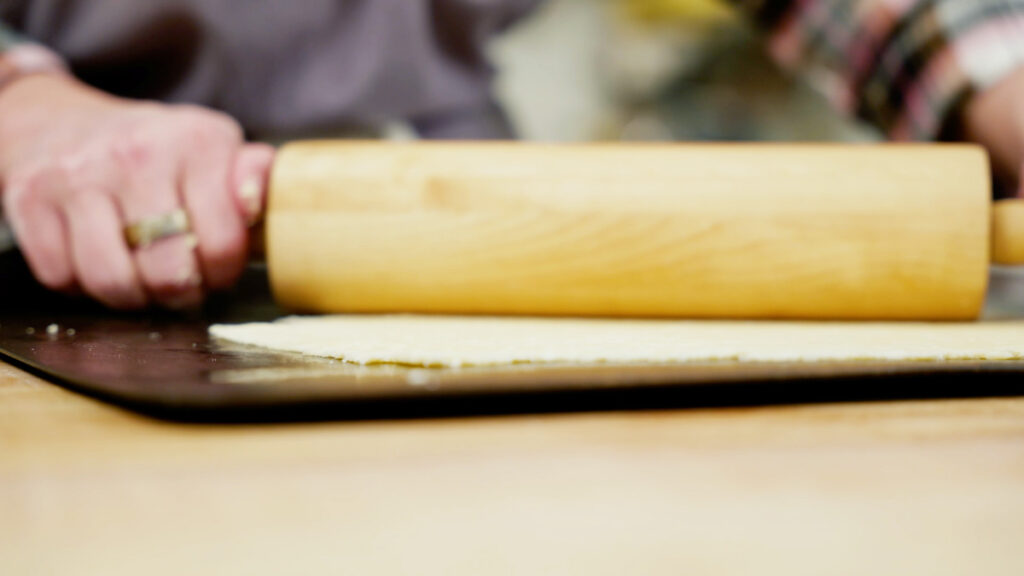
left=2, top=251, right=1023, bottom=421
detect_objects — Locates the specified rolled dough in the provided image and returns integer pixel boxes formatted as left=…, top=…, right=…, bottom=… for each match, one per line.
left=209, top=315, right=1024, bottom=368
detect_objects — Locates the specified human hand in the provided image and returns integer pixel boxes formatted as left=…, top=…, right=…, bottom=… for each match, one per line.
left=964, top=65, right=1024, bottom=196
left=0, top=74, right=274, bottom=309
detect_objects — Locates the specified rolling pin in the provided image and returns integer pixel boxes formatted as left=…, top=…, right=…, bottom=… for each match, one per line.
left=265, top=141, right=1023, bottom=320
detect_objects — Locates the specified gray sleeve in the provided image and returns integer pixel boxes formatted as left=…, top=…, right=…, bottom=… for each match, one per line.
left=411, top=100, right=518, bottom=140
left=0, top=23, right=15, bottom=250
left=0, top=20, right=28, bottom=52
left=0, top=221, right=14, bottom=254
left=411, top=0, right=543, bottom=139
left=0, top=22, right=26, bottom=251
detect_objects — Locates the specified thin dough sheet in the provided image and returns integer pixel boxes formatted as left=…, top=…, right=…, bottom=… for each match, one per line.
left=209, top=316, right=1024, bottom=368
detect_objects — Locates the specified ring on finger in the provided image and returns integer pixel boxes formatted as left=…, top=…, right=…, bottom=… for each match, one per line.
left=124, top=208, right=191, bottom=249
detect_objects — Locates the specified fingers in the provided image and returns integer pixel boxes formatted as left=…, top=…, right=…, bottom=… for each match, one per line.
left=2, top=170, right=76, bottom=293
left=232, top=143, right=276, bottom=225
left=2, top=103, right=265, bottom=309
left=131, top=222, right=203, bottom=309
left=178, top=115, right=249, bottom=291
left=113, top=136, right=204, bottom=309
left=63, top=188, right=148, bottom=309
left=4, top=160, right=149, bottom=309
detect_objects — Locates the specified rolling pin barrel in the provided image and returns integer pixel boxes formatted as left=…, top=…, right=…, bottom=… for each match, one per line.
left=992, top=198, right=1024, bottom=265
left=267, top=142, right=992, bottom=320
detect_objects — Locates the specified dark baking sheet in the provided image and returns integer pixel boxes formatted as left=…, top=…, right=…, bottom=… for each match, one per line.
left=2, top=251, right=1024, bottom=421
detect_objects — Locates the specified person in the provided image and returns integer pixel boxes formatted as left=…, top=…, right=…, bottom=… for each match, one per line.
left=0, top=0, right=1022, bottom=310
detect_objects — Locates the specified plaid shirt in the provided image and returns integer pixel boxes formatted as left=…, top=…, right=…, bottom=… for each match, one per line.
left=733, top=0, right=1024, bottom=141
left=4, top=2, right=1024, bottom=142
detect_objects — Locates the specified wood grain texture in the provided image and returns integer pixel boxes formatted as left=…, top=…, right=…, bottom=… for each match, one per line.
left=3, top=361, right=1024, bottom=575
left=992, top=198, right=1024, bottom=264
left=268, top=142, right=990, bottom=319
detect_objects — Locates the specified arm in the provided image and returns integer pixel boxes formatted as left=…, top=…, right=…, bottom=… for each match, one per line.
left=729, top=0, right=1024, bottom=190
left=0, top=23, right=64, bottom=254
left=964, top=65, right=1024, bottom=188
left=0, top=22, right=275, bottom=309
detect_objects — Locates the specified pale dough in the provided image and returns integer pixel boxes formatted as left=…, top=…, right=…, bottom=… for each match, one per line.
left=209, top=315, right=1024, bottom=368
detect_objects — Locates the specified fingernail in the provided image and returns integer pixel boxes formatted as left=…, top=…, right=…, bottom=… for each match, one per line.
left=239, top=177, right=263, bottom=225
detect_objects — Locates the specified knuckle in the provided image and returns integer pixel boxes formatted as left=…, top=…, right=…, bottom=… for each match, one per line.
left=134, top=241, right=203, bottom=301
left=8, top=165, right=50, bottom=191
left=137, top=253, right=205, bottom=307
left=54, top=152, right=90, bottom=180
left=7, top=155, right=114, bottom=211
left=108, top=130, right=158, bottom=172
left=64, top=178, right=104, bottom=207
left=200, top=229, right=246, bottom=267
left=3, top=175, right=40, bottom=217
left=175, top=107, right=241, bottom=145
left=198, top=231, right=246, bottom=286
left=4, top=166, right=61, bottom=215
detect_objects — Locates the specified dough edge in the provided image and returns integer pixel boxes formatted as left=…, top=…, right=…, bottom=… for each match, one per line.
left=208, top=315, right=1024, bottom=368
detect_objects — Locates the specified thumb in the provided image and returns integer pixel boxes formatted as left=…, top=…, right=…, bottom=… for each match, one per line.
left=232, top=142, right=276, bottom=225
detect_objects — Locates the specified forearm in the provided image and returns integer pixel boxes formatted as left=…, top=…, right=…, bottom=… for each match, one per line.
left=0, top=22, right=74, bottom=185
left=728, top=0, right=1024, bottom=143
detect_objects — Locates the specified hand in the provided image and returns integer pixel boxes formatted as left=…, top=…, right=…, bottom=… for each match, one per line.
left=963, top=65, right=1024, bottom=195
left=0, top=74, right=274, bottom=309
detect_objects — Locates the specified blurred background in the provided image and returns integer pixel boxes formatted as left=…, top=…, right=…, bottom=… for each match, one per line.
left=488, top=0, right=879, bottom=143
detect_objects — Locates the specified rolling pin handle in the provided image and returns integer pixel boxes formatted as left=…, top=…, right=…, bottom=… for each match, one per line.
left=992, top=198, right=1024, bottom=265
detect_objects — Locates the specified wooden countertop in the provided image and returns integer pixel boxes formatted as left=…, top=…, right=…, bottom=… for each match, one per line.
left=3, top=359, right=1023, bottom=575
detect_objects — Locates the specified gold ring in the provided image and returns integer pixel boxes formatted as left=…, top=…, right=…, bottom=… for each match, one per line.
left=124, top=209, right=191, bottom=249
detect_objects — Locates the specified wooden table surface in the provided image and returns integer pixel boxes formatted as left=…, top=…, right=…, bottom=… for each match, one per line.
left=2, top=359, right=1023, bottom=575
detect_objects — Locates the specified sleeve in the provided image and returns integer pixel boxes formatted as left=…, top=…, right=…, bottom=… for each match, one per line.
left=0, top=19, right=28, bottom=51
left=410, top=0, right=544, bottom=139
left=0, top=20, right=67, bottom=93
left=0, top=21, right=66, bottom=252
left=0, top=21, right=24, bottom=248
left=730, top=0, right=1024, bottom=141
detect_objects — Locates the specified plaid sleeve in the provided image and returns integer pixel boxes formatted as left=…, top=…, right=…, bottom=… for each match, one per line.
left=730, top=0, right=1024, bottom=141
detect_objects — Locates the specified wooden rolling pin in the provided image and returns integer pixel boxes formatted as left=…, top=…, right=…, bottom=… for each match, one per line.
left=266, top=141, right=1022, bottom=320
